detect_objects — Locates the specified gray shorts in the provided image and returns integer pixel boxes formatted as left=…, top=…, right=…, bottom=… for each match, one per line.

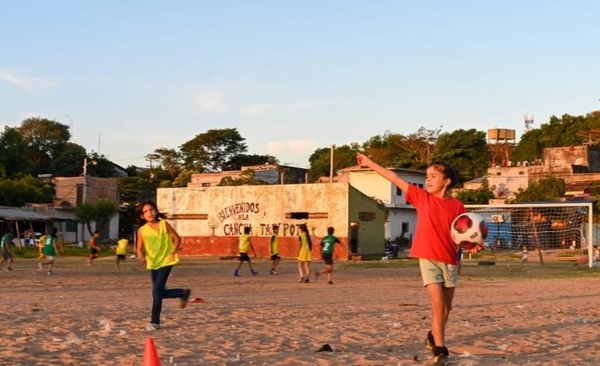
left=419, top=259, right=458, bottom=288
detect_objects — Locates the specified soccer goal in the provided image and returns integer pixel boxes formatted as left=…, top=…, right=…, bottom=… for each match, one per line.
left=464, top=202, right=595, bottom=268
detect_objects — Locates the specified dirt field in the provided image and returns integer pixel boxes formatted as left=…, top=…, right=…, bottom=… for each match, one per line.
left=0, top=256, right=599, bottom=365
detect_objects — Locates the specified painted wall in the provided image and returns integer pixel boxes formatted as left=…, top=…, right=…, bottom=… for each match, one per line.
left=348, top=169, right=422, bottom=242
left=156, top=183, right=385, bottom=260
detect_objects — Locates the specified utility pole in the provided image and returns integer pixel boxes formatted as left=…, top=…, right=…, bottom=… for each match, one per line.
left=80, top=157, right=97, bottom=246
left=329, top=144, right=335, bottom=183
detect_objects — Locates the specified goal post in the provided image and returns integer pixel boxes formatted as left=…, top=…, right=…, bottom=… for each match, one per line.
left=464, top=202, right=595, bottom=268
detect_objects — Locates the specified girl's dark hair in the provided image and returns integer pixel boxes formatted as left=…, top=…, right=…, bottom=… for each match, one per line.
left=135, top=200, right=165, bottom=225
left=299, top=223, right=312, bottom=249
left=429, top=161, right=459, bottom=188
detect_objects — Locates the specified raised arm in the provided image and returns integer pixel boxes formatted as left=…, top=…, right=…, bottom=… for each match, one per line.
left=356, top=153, right=410, bottom=193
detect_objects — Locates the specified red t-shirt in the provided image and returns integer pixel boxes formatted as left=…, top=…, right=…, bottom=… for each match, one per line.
left=406, top=185, right=466, bottom=265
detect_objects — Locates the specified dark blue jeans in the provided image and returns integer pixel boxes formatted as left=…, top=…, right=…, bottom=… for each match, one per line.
left=150, top=265, right=186, bottom=325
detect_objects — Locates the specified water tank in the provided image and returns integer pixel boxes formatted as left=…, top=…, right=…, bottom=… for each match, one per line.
left=488, top=128, right=516, bottom=142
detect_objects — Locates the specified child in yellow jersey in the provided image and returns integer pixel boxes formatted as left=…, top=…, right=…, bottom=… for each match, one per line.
left=136, top=200, right=191, bottom=330
left=234, top=226, right=258, bottom=276
left=115, top=234, right=129, bottom=269
left=269, top=225, right=281, bottom=275
left=297, top=223, right=312, bottom=283
left=36, top=232, right=46, bottom=270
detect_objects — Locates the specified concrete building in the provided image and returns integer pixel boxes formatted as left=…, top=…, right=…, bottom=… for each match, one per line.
left=486, top=145, right=600, bottom=200
left=54, top=176, right=120, bottom=243
left=347, top=167, right=424, bottom=242
left=156, top=183, right=385, bottom=260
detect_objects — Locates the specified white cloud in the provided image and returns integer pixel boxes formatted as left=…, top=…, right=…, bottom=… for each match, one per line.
left=192, top=88, right=227, bottom=113
left=241, top=103, right=274, bottom=117
left=0, top=71, right=56, bottom=92
left=266, top=139, right=317, bottom=154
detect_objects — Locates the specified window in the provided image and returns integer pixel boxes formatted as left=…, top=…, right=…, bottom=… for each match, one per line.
left=518, top=171, right=524, bottom=175
left=201, top=182, right=210, bottom=187
left=401, top=222, right=409, bottom=233
left=396, top=187, right=402, bottom=196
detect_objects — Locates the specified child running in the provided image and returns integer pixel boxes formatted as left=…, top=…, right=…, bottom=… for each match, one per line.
left=315, top=226, right=341, bottom=284
left=116, top=234, right=129, bottom=269
left=357, top=153, right=481, bottom=365
left=234, top=226, right=258, bottom=277
left=88, top=230, right=100, bottom=266
left=0, top=230, right=14, bottom=271
left=36, top=232, right=47, bottom=270
left=297, top=223, right=312, bottom=283
left=42, top=229, right=58, bottom=275
left=269, top=225, right=281, bottom=275
left=136, top=200, right=191, bottom=330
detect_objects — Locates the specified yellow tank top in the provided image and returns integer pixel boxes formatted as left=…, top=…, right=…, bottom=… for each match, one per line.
left=140, top=220, right=179, bottom=269
left=239, top=234, right=251, bottom=253
left=116, top=238, right=129, bottom=255
left=270, top=235, right=279, bottom=255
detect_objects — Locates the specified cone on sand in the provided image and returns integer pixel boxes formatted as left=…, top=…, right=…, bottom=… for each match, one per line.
left=143, top=337, right=161, bottom=366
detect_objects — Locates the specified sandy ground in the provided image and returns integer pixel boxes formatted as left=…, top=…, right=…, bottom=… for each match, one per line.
left=0, top=256, right=599, bottom=366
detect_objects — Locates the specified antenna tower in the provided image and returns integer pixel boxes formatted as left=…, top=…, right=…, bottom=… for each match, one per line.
left=524, top=114, right=534, bottom=132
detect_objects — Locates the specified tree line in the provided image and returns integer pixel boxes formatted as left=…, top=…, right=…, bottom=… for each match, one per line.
left=1, top=112, right=600, bottom=208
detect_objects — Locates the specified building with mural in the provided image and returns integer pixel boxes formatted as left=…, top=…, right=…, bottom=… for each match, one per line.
left=156, top=183, right=386, bottom=260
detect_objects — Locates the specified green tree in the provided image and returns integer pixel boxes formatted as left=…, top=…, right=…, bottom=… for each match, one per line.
left=17, top=117, right=71, bottom=175
left=308, top=144, right=360, bottom=182
left=146, top=148, right=183, bottom=181
left=0, top=126, right=32, bottom=178
left=219, top=169, right=268, bottom=186
left=173, top=169, right=194, bottom=188
left=511, top=113, right=600, bottom=162
left=222, top=154, right=278, bottom=171
left=86, top=152, right=118, bottom=178
left=52, top=143, right=87, bottom=177
left=456, top=180, right=495, bottom=204
left=74, top=199, right=117, bottom=236
left=512, top=177, right=566, bottom=203
left=0, top=176, right=53, bottom=206
left=361, top=129, right=435, bottom=170
left=180, top=128, right=247, bottom=172
left=432, top=129, right=490, bottom=182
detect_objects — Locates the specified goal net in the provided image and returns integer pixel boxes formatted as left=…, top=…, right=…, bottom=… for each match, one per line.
left=464, top=202, right=595, bottom=268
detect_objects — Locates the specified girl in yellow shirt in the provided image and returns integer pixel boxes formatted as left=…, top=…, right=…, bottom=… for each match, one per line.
left=136, top=200, right=191, bottom=329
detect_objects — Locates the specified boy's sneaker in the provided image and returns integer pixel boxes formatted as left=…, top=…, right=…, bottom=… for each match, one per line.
left=425, top=331, right=434, bottom=350
left=328, top=280, right=334, bottom=285
left=233, top=270, right=241, bottom=277
left=251, top=270, right=259, bottom=276
left=431, top=346, right=449, bottom=366
left=146, top=323, right=160, bottom=331
left=269, top=269, right=278, bottom=275
left=180, top=289, right=191, bottom=309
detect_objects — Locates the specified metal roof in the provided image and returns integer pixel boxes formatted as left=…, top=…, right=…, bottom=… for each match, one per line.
left=0, top=207, right=52, bottom=221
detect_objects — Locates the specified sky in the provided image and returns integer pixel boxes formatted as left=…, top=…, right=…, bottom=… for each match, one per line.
left=1, top=1, right=600, bottom=169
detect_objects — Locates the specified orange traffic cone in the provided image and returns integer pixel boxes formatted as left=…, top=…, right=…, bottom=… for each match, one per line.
left=143, top=337, right=161, bottom=366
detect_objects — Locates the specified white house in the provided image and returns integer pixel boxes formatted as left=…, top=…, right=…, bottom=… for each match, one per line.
left=347, top=167, right=424, bottom=243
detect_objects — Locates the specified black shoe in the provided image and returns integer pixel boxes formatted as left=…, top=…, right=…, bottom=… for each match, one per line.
left=432, top=346, right=449, bottom=365
left=328, top=280, right=334, bottom=285
left=180, top=289, right=191, bottom=309
left=425, top=330, right=434, bottom=350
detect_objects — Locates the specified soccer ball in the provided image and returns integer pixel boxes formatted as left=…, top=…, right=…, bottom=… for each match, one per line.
left=451, top=212, right=488, bottom=250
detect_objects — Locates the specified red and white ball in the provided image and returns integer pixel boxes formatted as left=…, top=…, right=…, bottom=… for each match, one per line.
left=451, top=212, right=488, bottom=250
